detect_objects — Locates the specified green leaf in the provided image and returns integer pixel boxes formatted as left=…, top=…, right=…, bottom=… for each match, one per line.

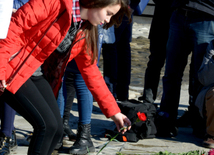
left=105, top=134, right=112, bottom=138
left=112, top=139, right=119, bottom=142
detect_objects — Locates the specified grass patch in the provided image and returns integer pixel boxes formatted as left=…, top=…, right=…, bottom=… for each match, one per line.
left=116, top=150, right=207, bottom=155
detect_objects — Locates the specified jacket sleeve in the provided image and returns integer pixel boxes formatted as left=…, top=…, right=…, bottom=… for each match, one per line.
left=198, top=41, right=214, bottom=87
left=70, top=37, right=121, bottom=118
left=0, top=0, right=59, bottom=80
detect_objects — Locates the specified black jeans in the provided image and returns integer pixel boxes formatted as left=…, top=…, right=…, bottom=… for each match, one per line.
left=63, top=70, right=76, bottom=121
left=142, top=4, right=173, bottom=103
left=1, top=75, right=63, bottom=155
left=102, top=15, right=132, bottom=100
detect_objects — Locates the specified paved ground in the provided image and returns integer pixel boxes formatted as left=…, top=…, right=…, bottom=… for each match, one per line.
left=12, top=89, right=210, bottom=155
left=8, top=16, right=212, bottom=155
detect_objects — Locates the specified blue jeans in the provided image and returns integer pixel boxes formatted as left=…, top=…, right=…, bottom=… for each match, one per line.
left=57, top=63, right=93, bottom=124
left=0, top=102, right=16, bottom=137
left=74, top=73, right=93, bottom=124
left=97, top=25, right=104, bottom=64
left=57, top=81, right=66, bottom=118
left=102, top=15, right=133, bottom=100
left=160, top=10, right=214, bottom=122
left=57, top=28, right=102, bottom=121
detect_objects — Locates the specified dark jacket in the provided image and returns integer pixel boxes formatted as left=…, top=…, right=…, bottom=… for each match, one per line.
left=172, top=0, right=214, bottom=16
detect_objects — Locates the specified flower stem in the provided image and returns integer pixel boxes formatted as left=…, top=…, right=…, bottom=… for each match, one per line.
left=96, top=124, right=136, bottom=155
left=96, top=133, right=119, bottom=155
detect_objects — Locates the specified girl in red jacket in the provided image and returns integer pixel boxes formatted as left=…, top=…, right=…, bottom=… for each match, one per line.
left=0, top=0, right=132, bottom=154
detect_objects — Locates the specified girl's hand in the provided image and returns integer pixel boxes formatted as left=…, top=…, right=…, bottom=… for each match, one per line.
left=12, top=9, right=17, bottom=13
left=0, top=80, right=7, bottom=92
left=110, top=112, right=131, bottom=134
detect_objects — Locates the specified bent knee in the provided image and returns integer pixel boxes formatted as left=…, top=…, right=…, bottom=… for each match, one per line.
left=206, top=87, right=214, bottom=101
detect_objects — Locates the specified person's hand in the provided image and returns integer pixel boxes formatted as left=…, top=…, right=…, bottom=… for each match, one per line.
left=12, top=9, right=17, bottom=13
left=110, top=112, right=131, bottom=134
left=0, top=80, right=7, bottom=92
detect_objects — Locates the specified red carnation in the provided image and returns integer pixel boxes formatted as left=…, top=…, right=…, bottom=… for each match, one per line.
left=137, top=112, right=147, bottom=121
left=209, top=149, right=214, bottom=155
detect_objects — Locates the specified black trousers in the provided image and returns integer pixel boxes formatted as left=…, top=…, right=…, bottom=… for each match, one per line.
left=142, top=4, right=173, bottom=103
left=1, top=75, right=63, bottom=155
left=63, top=70, right=76, bottom=121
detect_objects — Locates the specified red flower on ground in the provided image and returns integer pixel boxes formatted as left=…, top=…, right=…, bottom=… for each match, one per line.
left=122, top=136, right=127, bottom=142
left=209, top=149, right=214, bottom=155
left=137, top=112, right=147, bottom=121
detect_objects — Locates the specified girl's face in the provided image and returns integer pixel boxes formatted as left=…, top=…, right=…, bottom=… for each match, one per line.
left=87, top=4, right=121, bottom=26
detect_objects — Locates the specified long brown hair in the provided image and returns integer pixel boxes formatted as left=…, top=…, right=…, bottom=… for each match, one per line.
left=79, top=0, right=132, bottom=64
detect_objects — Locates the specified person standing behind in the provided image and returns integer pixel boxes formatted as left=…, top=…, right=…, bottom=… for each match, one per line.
left=56, top=25, right=104, bottom=143
left=195, top=39, right=214, bottom=148
left=0, top=0, right=132, bottom=154
left=138, top=0, right=174, bottom=104
left=56, top=25, right=109, bottom=154
left=158, top=0, right=214, bottom=137
left=101, top=3, right=136, bottom=101
left=61, top=60, right=95, bottom=154
left=57, top=26, right=105, bottom=154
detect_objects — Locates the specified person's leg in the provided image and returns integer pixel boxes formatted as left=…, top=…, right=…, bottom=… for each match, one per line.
left=69, top=73, right=94, bottom=154
left=160, top=11, right=191, bottom=123
left=0, top=102, right=17, bottom=154
left=1, top=103, right=16, bottom=137
left=75, top=73, right=93, bottom=125
left=97, top=25, right=104, bottom=65
left=160, top=11, right=214, bottom=136
left=57, top=84, right=65, bottom=118
left=157, top=11, right=190, bottom=137
left=203, top=87, right=214, bottom=148
left=102, top=15, right=133, bottom=100
left=205, top=87, right=214, bottom=137
left=139, top=5, right=172, bottom=103
left=188, top=16, right=214, bottom=137
left=116, top=15, right=132, bottom=101
left=55, top=84, right=65, bottom=148
left=62, top=71, right=76, bottom=141
left=189, top=18, right=214, bottom=103
left=102, top=43, right=118, bottom=98
left=31, top=76, right=63, bottom=154
left=2, top=76, right=63, bottom=155
left=63, top=71, right=76, bottom=121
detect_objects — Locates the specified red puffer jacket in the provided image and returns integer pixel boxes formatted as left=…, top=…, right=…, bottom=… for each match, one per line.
left=0, top=0, right=120, bottom=118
